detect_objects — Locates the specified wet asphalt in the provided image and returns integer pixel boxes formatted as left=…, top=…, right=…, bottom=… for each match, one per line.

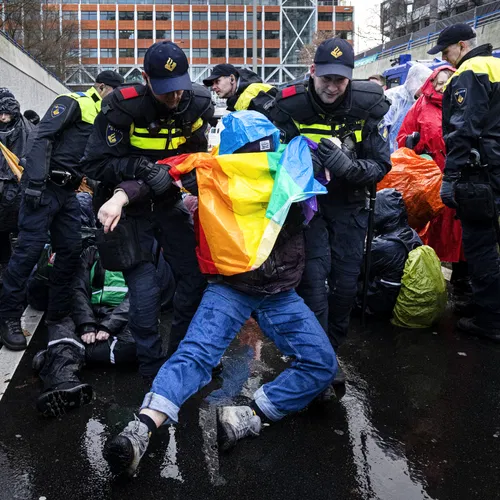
left=1, top=306, right=500, bottom=500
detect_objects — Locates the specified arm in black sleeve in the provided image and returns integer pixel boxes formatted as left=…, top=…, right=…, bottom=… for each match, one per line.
left=344, top=116, right=392, bottom=185
left=25, top=96, right=80, bottom=182
left=99, top=296, right=130, bottom=335
left=443, top=70, right=491, bottom=178
left=72, top=246, right=98, bottom=333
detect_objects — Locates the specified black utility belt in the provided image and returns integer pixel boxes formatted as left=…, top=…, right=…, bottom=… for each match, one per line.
left=49, top=169, right=80, bottom=187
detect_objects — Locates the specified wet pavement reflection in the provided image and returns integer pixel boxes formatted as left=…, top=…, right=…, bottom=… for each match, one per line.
left=0, top=309, right=499, bottom=499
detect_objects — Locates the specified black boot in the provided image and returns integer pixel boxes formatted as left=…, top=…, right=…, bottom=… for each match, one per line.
left=332, top=362, right=346, bottom=386
left=0, top=317, right=27, bottom=351
left=32, top=349, right=47, bottom=374
left=37, top=338, right=92, bottom=417
left=457, top=317, right=500, bottom=342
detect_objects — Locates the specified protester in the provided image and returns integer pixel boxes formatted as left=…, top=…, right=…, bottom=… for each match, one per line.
left=0, top=88, right=34, bottom=281
left=385, top=63, right=433, bottom=153
left=100, top=111, right=337, bottom=476
left=23, top=110, right=40, bottom=126
left=0, top=71, right=123, bottom=351
left=269, top=37, right=391, bottom=387
left=429, top=24, right=500, bottom=340
left=81, top=41, right=214, bottom=378
left=203, top=63, right=276, bottom=111
left=368, top=74, right=387, bottom=90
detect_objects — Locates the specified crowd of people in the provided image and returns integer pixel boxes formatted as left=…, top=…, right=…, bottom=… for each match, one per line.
left=0, top=22, right=499, bottom=478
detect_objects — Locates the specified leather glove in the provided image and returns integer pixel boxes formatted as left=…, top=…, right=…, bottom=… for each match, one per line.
left=317, top=138, right=354, bottom=179
left=310, top=150, right=324, bottom=178
left=405, top=131, right=420, bottom=150
left=180, top=171, right=198, bottom=196
left=135, top=159, right=172, bottom=196
left=440, top=177, right=458, bottom=208
left=24, top=180, right=45, bottom=211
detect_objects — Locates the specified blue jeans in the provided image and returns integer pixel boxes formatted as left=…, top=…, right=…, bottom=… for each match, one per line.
left=142, top=284, right=337, bottom=422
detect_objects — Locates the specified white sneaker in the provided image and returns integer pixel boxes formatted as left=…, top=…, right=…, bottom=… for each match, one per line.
left=104, top=416, right=150, bottom=476
left=217, top=405, right=262, bottom=451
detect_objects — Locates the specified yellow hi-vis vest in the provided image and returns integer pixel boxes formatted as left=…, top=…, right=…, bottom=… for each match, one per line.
left=61, top=86, right=102, bottom=124
left=234, top=83, right=275, bottom=111
left=294, top=119, right=364, bottom=145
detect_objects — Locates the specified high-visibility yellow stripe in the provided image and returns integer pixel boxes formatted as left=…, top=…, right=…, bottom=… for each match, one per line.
left=445, top=55, right=500, bottom=90
left=295, top=121, right=363, bottom=144
left=234, top=83, right=274, bottom=111
left=61, top=87, right=101, bottom=124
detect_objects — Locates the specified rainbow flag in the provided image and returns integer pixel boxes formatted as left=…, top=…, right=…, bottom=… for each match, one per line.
left=164, top=136, right=327, bottom=276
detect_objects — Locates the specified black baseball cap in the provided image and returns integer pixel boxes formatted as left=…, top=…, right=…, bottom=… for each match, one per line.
left=203, top=64, right=239, bottom=86
left=428, top=23, right=476, bottom=55
left=144, top=41, right=192, bottom=94
left=314, top=38, right=354, bottom=80
left=96, top=70, right=124, bottom=89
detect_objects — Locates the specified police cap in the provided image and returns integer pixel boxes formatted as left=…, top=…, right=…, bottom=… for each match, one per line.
left=96, top=70, right=124, bottom=89
left=203, top=64, right=239, bottom=86
left=428, top=23, right=476, bottom=55
left=144, top=41, right=192, bottom=94
left=314, top=38, right=354, bottom=80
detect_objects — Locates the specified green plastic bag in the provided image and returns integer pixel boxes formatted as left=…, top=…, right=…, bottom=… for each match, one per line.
left=392, top=245, right=447, bottom=328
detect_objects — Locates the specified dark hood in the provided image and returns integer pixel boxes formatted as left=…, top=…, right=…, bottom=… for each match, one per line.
left=374, top=188, right=408, bottom=233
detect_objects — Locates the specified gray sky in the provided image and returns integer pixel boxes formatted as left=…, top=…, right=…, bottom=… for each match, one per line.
left=351, top=0, right=382, bottom=54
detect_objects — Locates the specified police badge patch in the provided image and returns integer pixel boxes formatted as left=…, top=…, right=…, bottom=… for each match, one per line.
left=51, top=104, right=66, bottom=118
left=106, top=124, right=123, bottom=147
left=378, top=121, right=389, bottom=142
left=454, top=88, right=467, bottom=106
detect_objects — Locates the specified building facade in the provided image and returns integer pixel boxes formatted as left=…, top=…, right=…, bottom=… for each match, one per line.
left=39, top=0, right=354, bottom=88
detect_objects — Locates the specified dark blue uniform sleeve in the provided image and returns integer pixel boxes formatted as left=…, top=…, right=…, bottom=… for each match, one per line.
left=342, top=116, right=391, bottom=185
left=443, top=70, right=491, bottom=178
left=24, top=95, right=80, bottom=182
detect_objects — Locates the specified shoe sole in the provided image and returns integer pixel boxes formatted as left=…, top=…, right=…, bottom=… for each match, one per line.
left=103, top=436, right=135, bottom=475
left=216, top=407, right=236, bottom=452
left=36, top=384, right=93, bottom=418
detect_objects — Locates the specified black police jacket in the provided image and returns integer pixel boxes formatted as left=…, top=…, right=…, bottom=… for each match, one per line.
left=80, top=83, right=214, bottom=188
left=270, top=79, right=391, bottom=208
left=442, top=44, right=500, bottom=191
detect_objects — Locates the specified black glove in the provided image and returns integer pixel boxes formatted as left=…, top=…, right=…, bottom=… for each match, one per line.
left=135, top=158, right=172, bottom=196
left=317, top=138, right=354, bottom=179
left=180, top=171, right=198, bottom=196
left=24, top=180, right=45, bottom=211
left=440, top=177, right=458, bottom=209
left=405, top=131, right=420, bottom=150
left=310, top=150, right=323, bottom=177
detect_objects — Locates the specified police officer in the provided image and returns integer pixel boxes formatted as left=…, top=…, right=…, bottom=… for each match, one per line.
left=270, top=38, right=391, bottom=377
left=203, top=63, right=276, bottom=112
left=428, top=24, right=500, bottom=341
left=81, top=41, right=214, bottom=379
left=0, top=71, right=123, bottom=351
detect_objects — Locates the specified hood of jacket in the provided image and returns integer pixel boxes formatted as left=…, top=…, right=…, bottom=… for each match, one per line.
left=420, top=65, right=455, bottom=108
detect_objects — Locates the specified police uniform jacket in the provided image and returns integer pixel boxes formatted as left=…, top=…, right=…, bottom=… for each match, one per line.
left=25, top=87, right=102, bottom=183
left=81, top=83, right=213, bottom=192
left=442, top=44, right=500, bottom=191
left=227, top=69, right=277, bottom=112
left=271, top=79, right=391, bottom=208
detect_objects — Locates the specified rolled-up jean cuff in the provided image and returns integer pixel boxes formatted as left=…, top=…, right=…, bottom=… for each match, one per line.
left=141, top=392, right=180, bottom=423
left=253, top=386, right=287, bottom=422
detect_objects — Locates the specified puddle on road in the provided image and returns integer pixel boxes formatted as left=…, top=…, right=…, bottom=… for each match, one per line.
left=83, top=418, right=110, bottom=482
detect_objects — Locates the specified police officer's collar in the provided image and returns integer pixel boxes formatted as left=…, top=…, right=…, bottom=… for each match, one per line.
left=145, top=85, right=193, bottom=117
left=307, top=77, right=351, bottom=117
left=456, top=43, right=492, bottom=69
left=86, top=86, right=102, bottom=103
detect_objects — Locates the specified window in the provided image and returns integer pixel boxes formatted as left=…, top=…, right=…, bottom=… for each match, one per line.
left=228, top=30, right=244, bottom=39
left=192, top=48, right=208, bottom=58
left=100, top=30, right=116, bottom=39
left=338, top=30, right=353, bottom=40
left=228, top=12, right=244, bottom=21
left=211, top=30, right=226, bottom=39
left=138, top=48, right=148, bottom=58
left=158, top=30, right=172, bottom=39
left=192, top=30, right=208, bottom=39
left=246, top=48, right=261, bottom=58
left=318, top=12, right=332, bottom=22
left=264, top=12, right=279, bottom=21
left=81, top=11, right=97, bottom=21
left=100, top=10, right=116, bottom=21
left=137, top=11, right=153, bottom=21
left=137, top=30, right=153, bottom=39
left=192, top=11, right=208, bottom=21
left=101, top=48, right=116, bottom=58
left=118, top=11, right=134, bottom=21
left=175, top=12, right=190, bottom=21
left=155, top=11, right=171, bottom=21
left=211, top=48, right=226, bottom=58
left=265, top=30, right=279, bottom=39
left=62, top=11, right=78, bottom=20
left=119, top=48, right=134, bottom=58
left=119, top=30, right=134, bottom=39
left=247, top=12, right=262, bottom=21
left=265, top=48, right=279, bottom=58
left=81, top=48, right=98, bottom=58
left=81, top=29, right=97, bottom=39
left=335, top=12, right=353, bottom=21
left=174, top=30, right=190, bottom=39
left=229, top=48, right=244, bottom=58
left=211, top=12, right=226, bottom=21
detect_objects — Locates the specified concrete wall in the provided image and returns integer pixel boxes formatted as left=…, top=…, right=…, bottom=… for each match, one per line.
left=354, top=21, right=500, bottom=80
left=0, top=35, right=69, bottom=117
